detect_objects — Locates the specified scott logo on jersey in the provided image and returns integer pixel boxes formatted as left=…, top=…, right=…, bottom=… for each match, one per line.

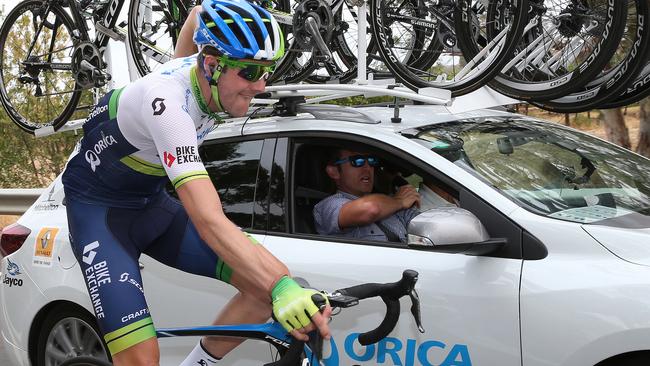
left=152, top=97, right=166, bottom=115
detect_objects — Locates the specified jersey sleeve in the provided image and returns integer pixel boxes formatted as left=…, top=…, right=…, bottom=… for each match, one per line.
left=313, top=194, right=352, bottom=234
left=141, top=85, right=209, bottom=190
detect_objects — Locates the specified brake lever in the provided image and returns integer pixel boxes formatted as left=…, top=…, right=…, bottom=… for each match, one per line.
left=308, top=293, right=328, bottom=362
left=307, top=330, right=323, bottom=362
left=409, top=288, right=425, bottom=333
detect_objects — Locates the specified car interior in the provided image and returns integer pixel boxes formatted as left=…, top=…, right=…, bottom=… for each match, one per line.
left=290, top=140, right=460, bottom=236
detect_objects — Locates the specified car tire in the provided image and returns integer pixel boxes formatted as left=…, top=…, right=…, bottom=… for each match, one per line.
left=36, top=304, right=110, bottom=366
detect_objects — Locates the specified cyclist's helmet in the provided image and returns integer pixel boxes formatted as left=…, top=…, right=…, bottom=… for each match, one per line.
left=193, top=0, right=285, bottom=61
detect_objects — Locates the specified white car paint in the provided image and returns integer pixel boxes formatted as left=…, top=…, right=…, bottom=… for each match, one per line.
left=1, top=105, right=649, bottom=366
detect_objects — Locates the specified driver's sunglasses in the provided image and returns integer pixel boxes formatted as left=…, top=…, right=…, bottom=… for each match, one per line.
left=335, top=155, right=380, bottom=168
left=222, top=58, right=276, bottom=83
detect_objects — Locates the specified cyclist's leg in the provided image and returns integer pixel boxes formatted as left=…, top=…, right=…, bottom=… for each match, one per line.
left=66, top=199, right=160, bottom=366
left=144, top=194, right=272, bottom=358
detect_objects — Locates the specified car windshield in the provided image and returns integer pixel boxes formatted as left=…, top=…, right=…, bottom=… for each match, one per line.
left=410, top=116, right=650, bottom=226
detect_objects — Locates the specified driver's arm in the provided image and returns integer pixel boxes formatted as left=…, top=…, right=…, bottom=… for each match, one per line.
left=338, top=186, right=421, bottom=229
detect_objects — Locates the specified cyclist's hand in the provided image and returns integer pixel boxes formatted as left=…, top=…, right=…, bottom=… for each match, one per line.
left=272, top=276, right=332, bottom=341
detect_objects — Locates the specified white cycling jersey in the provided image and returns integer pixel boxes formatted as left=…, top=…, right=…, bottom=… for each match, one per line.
left=62, top=55, right=220, bottom=208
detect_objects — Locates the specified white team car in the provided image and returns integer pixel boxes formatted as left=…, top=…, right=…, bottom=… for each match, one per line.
left=2, top=93, right=650, bottom=366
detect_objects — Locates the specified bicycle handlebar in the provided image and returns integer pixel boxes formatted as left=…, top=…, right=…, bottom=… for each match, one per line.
left=265, top=269, right=423, bottom=366
left=335, top=269, right=423, bottom=345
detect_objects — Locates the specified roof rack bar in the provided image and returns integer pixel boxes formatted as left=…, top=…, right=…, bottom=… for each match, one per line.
left=264, top=84, right=452, bottom=105
left=34, top=118, right=85, bottom=138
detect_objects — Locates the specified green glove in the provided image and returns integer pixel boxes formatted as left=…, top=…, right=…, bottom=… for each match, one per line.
left=271, top=276, right=327, bottom=332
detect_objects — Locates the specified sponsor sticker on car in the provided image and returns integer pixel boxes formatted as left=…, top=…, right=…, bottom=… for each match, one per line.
left=2, top=259, right=23, bottom=288
left=33, top=227, right=60, bottom=267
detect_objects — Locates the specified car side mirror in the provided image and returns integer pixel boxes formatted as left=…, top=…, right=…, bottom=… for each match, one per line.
left=407, top=207, right=505, bottom=256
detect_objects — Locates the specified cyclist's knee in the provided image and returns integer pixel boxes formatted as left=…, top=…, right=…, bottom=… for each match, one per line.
left=111, top=337, right=160, bottom=366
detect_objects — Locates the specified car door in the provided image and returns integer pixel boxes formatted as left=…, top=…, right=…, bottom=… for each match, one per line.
left=262, top=135, right=523, bottom=366
left=139, top=137, right=275, bottom=366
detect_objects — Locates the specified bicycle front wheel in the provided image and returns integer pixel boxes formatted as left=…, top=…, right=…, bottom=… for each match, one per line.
left=0, top=0, right=83, bottom=134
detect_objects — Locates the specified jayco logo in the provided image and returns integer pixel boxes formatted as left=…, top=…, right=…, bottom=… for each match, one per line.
left=3, top=276, right=22, bottom=287
left=152, top=97, right=166, bottom=115
left=4, top=259, right=23, bottom=288
left=82, top=241, right=100, bottom=265
left=7, top=259, right=21, bottom=276
left=85, top=132, right=117, bottom=172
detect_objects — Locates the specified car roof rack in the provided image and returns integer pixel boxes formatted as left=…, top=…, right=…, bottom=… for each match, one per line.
left=34, top=83, right=519, bottom=138
left=258, top=83, right=453, bottom=106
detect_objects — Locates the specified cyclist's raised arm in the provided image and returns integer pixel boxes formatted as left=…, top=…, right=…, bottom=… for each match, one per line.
left=174, top=5, right=202, bottom=58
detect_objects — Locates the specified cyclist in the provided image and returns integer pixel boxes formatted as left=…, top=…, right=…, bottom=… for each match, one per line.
left=61, top=1, right=330, bottom=365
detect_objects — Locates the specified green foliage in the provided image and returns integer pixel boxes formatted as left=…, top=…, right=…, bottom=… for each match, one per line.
left=0, top=110, right=79, bottom=188
left=2, top=10, right=79, bottom=125
left=0, top=4, right=94, bottom=188
left=321, top=95, right=394, bottom=106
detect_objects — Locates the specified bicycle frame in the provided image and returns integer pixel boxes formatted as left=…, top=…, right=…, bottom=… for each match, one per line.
left=156, top=322, right=322, bottom=364
left=129, top=0, right=193, bottom=67
left=61, top=0, right=128, bottom=56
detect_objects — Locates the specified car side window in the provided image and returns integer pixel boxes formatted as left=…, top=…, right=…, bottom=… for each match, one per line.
left=200, top=140, right=264, bottom=229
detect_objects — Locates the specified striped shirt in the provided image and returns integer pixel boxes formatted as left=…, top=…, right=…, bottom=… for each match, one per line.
left=313, top=191, right=419, bottom=242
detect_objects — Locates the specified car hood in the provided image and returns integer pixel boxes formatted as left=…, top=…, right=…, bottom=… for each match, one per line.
left=583, top=225, right=650, bottom=266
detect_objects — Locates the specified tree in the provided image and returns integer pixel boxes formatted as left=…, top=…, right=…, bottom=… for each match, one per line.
left=0, top=6, right=85, bottom=188
left=600, top=108, right=631, bottom=150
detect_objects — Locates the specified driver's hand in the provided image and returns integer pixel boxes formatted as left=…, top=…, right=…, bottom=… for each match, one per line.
left=272, top=276, right=332, bottom=341
left=395, top=185, right=421, bottom=209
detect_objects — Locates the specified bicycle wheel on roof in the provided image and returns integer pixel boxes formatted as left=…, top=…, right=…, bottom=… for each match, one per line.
left=0, top=0, right=84, bottom=134
left=370, top=0, right=528, bottom=96
left=490, top=0, right=628, bottom=102
left=533, top=0, right=650, bottom=113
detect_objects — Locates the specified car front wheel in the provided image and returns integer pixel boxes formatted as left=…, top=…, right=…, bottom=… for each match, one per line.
left=36, top=304, right=110, bottom=366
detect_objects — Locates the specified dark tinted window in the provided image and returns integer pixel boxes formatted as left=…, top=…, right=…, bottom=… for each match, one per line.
left=200, top=140, right=263, bottom=229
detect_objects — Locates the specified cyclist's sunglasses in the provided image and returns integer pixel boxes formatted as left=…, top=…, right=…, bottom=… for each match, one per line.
left=335, top=155, right=380, bottom=168
left=221, top=58, right=276, bottom=83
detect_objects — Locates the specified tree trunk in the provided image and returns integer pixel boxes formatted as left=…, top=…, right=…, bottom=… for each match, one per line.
left=638, top=97, right=650, bottom=157
left=19, top=133, right=42, bottom=186
left=600, top=108, right=631, bottom=150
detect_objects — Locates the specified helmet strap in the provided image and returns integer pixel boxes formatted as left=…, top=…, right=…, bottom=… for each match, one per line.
left=206, top=57, right=226, bottom=113
left=197, top=52, right=225, bottom=113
